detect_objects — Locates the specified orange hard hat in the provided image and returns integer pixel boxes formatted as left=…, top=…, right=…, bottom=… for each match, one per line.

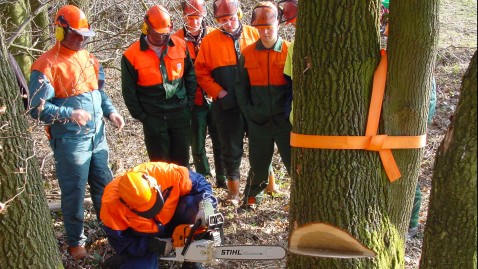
left=213, top=0, right=239, bottom=18
left=251, top=2, right=279, bottom=28
left=118, top=171, right=163, bottom=218
left=55, top=5, right=95, bottom=37
left=181, top=0, right=207, bottom=17
left=278, top=0, right=298, bottom=24
left=145, top=5, right=172, bottom=34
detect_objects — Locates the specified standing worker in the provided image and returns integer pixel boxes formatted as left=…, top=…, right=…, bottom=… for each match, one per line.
left=122, top=5, right=197, bottom=167
left=100, top=162, right=216, bottom=269
left=235, top=2, right=291, bottom=210
left=28, top=5, right=125, bottom=259
left=173, top=0, right=227, bottom=188
left=194, top=0, right=260, bottom=204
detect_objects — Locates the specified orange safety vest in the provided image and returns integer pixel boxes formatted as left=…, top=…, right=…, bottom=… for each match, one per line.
left=31, top=42, right=99, bottom=98
left=123, top=35, right=187, bottom=87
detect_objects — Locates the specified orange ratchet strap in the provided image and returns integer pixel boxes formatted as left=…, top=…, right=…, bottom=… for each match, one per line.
left=290, top=50, right=426, bottom=182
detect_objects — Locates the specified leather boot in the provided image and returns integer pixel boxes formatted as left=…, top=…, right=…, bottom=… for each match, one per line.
left=265, top=173, right=283, bottom=195
left=69, top=245, right=87, bottom=260
left=226, top=180, right=240, bottom=206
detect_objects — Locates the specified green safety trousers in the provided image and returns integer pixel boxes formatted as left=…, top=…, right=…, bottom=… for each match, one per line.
left=191, top=103, right=226, bottom=182
left=243, top=119, right=292, bottom=201
left=142, top=107, right=191, bottom=167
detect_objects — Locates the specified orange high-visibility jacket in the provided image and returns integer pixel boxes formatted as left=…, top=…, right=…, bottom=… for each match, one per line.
left=100, top=162, right=192, bottom=234
left=194, top=25, right=259, bottom=100
left=173, top=26, right=215, bottom=106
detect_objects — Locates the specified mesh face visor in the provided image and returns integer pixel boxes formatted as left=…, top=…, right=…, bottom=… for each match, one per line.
left=251, top=5, right=278, bottom=27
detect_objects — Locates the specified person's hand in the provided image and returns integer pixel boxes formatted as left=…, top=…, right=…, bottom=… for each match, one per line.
left=217, top=89, right=228, bottom=99
left=195, top=200, right=215, bottom=227
left=71, top=109, right=92, bottom=126
left=147, top=237, right=173, bottom=255
left=108, top=112, right=125, bottom=131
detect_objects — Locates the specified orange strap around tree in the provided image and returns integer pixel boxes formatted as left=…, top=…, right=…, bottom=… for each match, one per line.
left=290, top=50, right=426, bottom=182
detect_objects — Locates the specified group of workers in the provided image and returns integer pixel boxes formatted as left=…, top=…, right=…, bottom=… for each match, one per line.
left=27, top=1, right=298, bottom=268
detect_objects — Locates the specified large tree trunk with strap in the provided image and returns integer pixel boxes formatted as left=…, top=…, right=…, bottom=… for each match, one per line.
left=0, top=27, right=63, bottom=269
left=419, top=51, right=477, bottom=269
left=287, top=1, right=437, bottom=268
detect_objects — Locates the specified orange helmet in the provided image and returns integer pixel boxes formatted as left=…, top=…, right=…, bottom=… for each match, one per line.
left=118, top=171, right=164, bottom=218
left=144, top=5, right=172, bottom=34
left=278, top=0, right=298, bottom=24
left=251, top=2, right=279, bottom=28
left=55, top=5, right=95, bottom=37
left=181, top=0, right=207, bottom=17
left=213, top=0, right=239, bottom=18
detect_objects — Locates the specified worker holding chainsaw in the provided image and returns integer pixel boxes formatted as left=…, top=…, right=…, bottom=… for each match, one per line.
left=100, top=162, right=217, bottom=269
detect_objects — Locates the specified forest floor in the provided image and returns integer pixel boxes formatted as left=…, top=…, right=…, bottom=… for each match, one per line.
left=31, top=0, right=476, bottom=268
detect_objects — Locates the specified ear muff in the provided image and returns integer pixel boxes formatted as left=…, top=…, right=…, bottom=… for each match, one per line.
left=141, top=22, right=149, bottom=35
left=55, top=25, right=65, bottom=41
left=237, top=7, right=243, bottom=19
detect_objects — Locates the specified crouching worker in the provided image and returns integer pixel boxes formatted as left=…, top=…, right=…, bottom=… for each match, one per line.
left=100, top=162, right=217, bottom=269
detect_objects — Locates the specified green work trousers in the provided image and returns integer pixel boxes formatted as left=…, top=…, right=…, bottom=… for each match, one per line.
left=243, top=119, right=292, bottom=200
left=142, top=107, right=191, bottom=167
left=191, top=104, right=226, bottom=180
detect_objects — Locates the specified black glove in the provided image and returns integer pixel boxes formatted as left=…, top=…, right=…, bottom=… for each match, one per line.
left=147, top=237, right=173, bottom=256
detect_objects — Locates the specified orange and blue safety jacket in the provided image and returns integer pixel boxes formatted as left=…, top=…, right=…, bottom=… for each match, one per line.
left=235, top=37, right=290, bottom=125
left=173, top=26, right=215, bottom=107
left=29, top=42, right=117, bottom=138
left=194, top=24, right=259, bottom=105
left=121, top=35, right=196, bottom=122
left=100, top=162, right=216, bottom=257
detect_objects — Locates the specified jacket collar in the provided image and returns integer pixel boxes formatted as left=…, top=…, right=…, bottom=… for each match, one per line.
left=255, top=36, right=284, bottom=52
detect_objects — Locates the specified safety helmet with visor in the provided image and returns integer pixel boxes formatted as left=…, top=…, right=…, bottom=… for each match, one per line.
left=251, top=2, right=279, bottom=28
left=118, top=171, right=165, bottom=219
left=55, top=5, right=95, bottom=37
left=278, top=0, right=298, bottom=24
left=213, top=0, right=239, bottom=18
left=181, top=0, right=207, bottom=17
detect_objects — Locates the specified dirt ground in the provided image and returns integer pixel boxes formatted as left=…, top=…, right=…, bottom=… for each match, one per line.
left=30, top=0, right=476, bottom=268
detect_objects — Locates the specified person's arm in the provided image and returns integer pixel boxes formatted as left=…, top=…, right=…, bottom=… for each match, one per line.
left=28, top=70, right=74, bottom=123
left=95, top=64, right=125, bottom=130
left=194, top=41, right=226, bottom=100
left=121, top=55, right=147, bottom=122
left=235, top=55, right=252, bottom=119
left=183, top=50, right=197, bottom=109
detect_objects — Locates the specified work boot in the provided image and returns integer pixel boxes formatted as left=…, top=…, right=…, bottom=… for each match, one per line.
left=69, top=245, right=87, bottom=260
left=265, top=173, right=283, bottom=195
left=216, top=175, right=228, bottom=189
left=239, top=196, right=258, bottom=212
left=226, top=180, right=241, bottom=206
left=181, top=262, right=205, bottom=269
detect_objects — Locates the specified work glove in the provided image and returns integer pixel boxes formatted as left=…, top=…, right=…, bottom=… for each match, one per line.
left=195, top=200, right=215, bottom=227
left=147, top=237, right=173, bottom=256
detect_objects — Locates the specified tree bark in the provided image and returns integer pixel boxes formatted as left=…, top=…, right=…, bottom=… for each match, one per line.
left=0, top=0, right=33, bottom=80
left=420, top=51, right=477, bottom=269
left=30, top=0, right=52, bottom=53
left=288, top=1, right=437, bottom=268
left=0, top=26, right=63, bottom=269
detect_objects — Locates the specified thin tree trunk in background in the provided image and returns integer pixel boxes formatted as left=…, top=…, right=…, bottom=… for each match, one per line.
left=420, top=51, right=477, bottom=269
left=31, top=0, right=52, bottom=53
left=0, top=0, right=33, bottom=80
left=0, top=26, right=63, bottom=269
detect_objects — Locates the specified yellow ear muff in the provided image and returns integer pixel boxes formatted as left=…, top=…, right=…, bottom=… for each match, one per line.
left=55, top=26, right=65, bottom=41
left=141, top=22, right=149, bottom=35
left=237, top=7, right=243, bottom=19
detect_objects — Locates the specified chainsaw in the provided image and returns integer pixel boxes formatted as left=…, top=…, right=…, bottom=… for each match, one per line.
left=159, top=213, right=287, bottom=263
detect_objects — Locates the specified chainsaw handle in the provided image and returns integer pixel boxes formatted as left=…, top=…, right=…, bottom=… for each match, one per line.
left=181, top=219, right=202, bottom=257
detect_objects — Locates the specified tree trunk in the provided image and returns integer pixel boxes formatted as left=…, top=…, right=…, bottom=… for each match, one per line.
left=30, top=0, right=52, bottom=54
left=420, top=51, right=477, bottom=269
left=0, top=26, right=63, bottom=269
left=288, top=1, right=436, bottom=268
left=0, top=0, right=33, bottom=80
